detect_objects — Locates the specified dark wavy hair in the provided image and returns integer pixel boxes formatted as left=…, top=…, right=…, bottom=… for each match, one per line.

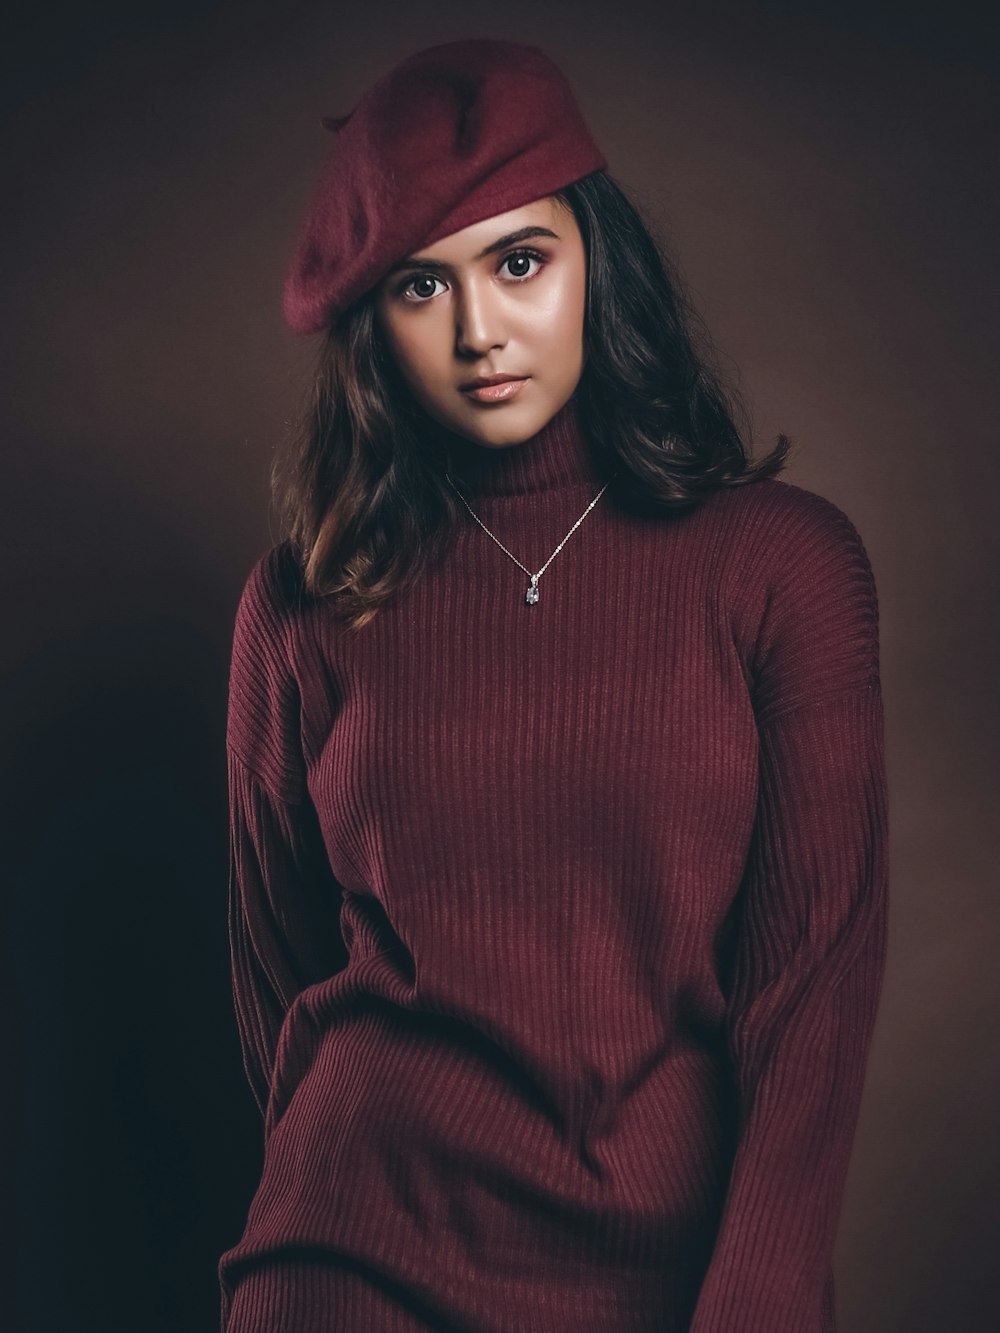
left=272, top=169, right=791, bottom=630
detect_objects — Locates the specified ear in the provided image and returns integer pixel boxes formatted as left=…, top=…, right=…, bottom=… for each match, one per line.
left=321, top=113, right=352, bottom=132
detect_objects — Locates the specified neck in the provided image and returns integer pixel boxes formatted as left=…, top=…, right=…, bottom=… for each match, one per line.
left=426, top=394, right=609, bottom=499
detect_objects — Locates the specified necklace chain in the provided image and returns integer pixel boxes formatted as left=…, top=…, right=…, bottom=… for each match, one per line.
left=444, top=468, right=616, bottom=605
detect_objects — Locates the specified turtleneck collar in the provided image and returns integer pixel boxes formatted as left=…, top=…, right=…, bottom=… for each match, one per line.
left=426, top=393, right=611, bottom=498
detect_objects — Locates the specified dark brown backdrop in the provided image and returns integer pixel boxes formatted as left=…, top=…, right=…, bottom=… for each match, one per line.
left=3, top=3, right=997, bottom=1331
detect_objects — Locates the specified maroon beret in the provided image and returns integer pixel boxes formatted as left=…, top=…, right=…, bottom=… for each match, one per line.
left=282, top=38, right=608, bottom=335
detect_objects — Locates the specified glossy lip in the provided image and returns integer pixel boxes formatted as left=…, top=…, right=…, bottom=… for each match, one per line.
left=461, top=377, right=529, bottom=404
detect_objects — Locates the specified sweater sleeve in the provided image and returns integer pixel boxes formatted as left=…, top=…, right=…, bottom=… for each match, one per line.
left=689, top=488, right=890, bottom=1333
left=225, top=546, right=349, bottom=1124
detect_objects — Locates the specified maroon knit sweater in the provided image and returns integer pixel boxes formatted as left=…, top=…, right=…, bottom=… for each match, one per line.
left=218, top=397, right=889, bottom=1333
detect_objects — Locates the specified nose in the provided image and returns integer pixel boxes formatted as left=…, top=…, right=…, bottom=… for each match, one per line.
left=454, top=278, right=506, bottom=357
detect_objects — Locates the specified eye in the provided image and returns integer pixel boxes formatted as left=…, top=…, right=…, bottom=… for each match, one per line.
left=500, top=248, right=546, bottom=281
left=400, top=273, right=447, bottom=302
left=397, top=248, right=548, bottom=303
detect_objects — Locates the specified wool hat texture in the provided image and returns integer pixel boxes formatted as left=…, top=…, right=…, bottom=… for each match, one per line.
left=282, top=38, right=607, bottom=335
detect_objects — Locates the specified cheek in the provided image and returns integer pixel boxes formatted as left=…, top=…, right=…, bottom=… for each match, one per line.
left=389, top=335, right=458, bottom=418
left=386, top=326, right=439, bottom=390
left=532, top=264, right=586, bottom=350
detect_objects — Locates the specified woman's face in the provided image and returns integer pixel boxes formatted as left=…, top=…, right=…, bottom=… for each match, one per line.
left=374, top=196, right=587, bottom=449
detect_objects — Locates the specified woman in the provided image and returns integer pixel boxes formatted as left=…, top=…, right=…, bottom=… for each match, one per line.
left=219, top=38, right=888, bottom=1333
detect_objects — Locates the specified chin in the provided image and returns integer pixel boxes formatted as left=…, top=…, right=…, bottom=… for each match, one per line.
left=458, top=406, right=555, bottom=449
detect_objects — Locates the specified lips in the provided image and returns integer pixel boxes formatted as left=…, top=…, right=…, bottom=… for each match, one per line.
left=460, top=374, right=524, bottom=388
left=460, top=376, right=529, bottom=404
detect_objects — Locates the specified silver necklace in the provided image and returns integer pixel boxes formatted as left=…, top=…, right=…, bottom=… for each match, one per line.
left=444, top=468, right=616, bottom=605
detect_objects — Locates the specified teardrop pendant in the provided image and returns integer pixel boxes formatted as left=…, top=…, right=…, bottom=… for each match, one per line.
left=526, top=576, right=540, bottom=605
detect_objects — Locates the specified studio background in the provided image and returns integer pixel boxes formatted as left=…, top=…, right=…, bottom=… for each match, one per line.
left=3, top=2, right=997, bottom=1331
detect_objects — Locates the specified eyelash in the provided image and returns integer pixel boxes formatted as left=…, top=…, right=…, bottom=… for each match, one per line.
left=396, top=248, right=548, bottom=302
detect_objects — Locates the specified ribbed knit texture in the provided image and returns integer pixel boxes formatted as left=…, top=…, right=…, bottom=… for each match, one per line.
left=219, top=397, right=889, bottom=1332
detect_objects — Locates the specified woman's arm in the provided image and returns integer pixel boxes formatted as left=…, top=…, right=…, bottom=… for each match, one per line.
left=225, top=545, right=349, bottom=1125
left=690, top=488, right=890, bottom=1333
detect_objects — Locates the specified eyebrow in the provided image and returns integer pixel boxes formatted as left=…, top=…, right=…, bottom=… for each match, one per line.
left=385, top=225, right=561, bottom=275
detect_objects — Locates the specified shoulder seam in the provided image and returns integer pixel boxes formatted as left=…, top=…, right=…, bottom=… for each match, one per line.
left=757, top=680, right=882, bottom=731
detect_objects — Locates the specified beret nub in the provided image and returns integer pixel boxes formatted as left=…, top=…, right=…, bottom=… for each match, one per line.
left=282, top=39, right=607, bottom=335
